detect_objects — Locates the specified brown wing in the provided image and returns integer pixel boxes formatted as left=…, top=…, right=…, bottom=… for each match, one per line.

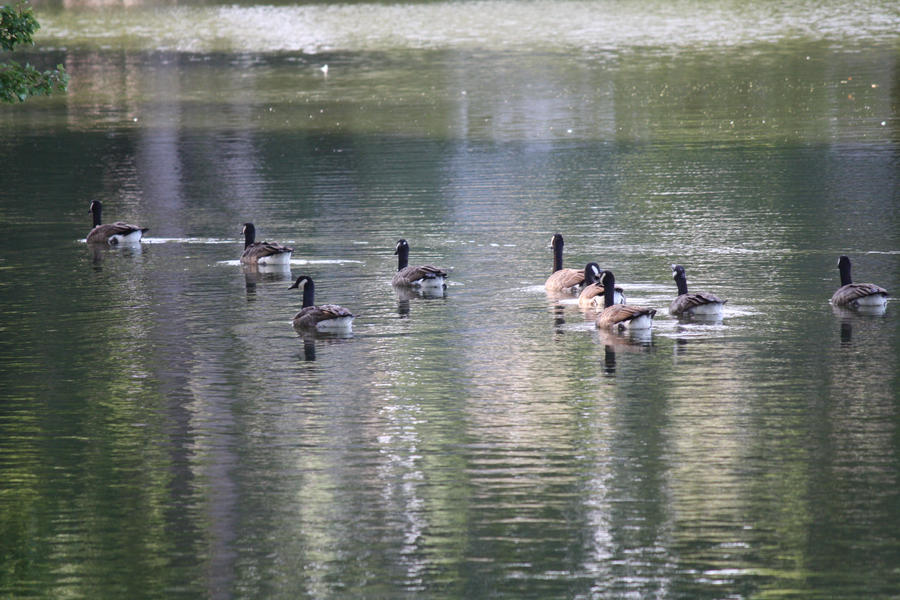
left=578, top=283, right=606, bottom=308
left=241, top=241, right=293, bottom=263
left=831, top=283, right=888, bottom=306
left=545, top=268, right=584, bottom=292
left=597, top=304, right=657, bottom=328
left=86, top=222, right=147, bottom=243
left=392, top=264, right=447, bottom=286
left=293, top=304, right=354, bottom=328
left=670, top=292, right=725, bottom=315
left=315, top=304, right=354, bottom=319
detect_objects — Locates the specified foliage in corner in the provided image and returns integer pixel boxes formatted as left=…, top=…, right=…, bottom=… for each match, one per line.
left=0, top=1, right=68, bottom=103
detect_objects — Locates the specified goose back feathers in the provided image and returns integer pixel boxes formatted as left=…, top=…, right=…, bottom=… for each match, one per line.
left=595, top=270, right=656, bottom=330
left=392, top=239, right=448, bottom=288
left=86, top=201, right=148, bottom=245
left=289, top=275, right=354, bottom=332
left=544, top=233, right=584, bottom=293
left=831, top=255, right=888, bottom=307
left=240, top=223, right=293, bottom=265
left=669, top=264, right=726, bottom=316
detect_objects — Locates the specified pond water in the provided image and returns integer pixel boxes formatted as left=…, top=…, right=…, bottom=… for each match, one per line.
left=1, top=1, right=899, bottom=598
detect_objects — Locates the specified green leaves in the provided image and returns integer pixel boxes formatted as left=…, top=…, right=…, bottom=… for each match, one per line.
left=0, top=60, right=67, bottom=103
left=1, top=2, right=39, bottom=51
left=0, top=2, right=67, bottom=103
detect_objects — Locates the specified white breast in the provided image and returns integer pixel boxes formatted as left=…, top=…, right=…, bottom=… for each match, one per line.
left=623, top=313, right=654, bottom=330
left=257, top=251, right=292, bottom=265
left=316, top=316, right=354, bottom=332
left=412, top=276, right=445, bottom=289
left=109, top=230, right=145, bottom=245
left=853, top=293, right=887, bottom=307
left=686, top=302, right=725, bottom=316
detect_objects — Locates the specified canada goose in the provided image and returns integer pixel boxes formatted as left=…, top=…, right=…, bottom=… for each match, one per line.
left=85, top=201, right=148, bottom=245
left=289, top=275, right=354, bottom=332
left=578, top=263, right=626, bottom=308
left=831, top=255, right=888, bottom=308
left=392, top=239, right=447, bottom=288
left=240, top=223, right=293, bottom=265
left=544, top=233, right=584, bottom=293
left=595, top=270, right=656, bottom=330
left=669, top=265, right=726, bottom=317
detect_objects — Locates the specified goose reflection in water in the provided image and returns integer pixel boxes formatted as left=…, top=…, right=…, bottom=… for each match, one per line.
left=595, top=327, right=654, bottom=376
left=551, top=304, right=566, bottom=330
left=841, top=321, right=852, bottom=347
left=301, top=337, right=316, bottom=361
left=394, top=284, right=447, bottom=318
left=89, top=240, right=144, bottom=270
left=243, top=263, right=292, bottom=299
left=294, top=332, right=356, bottom=362
left=596, top=327, right=654, bottom=349
left=831, top=302, right=887, bottom=319
left=832, top=303, right=888, bottom=348
left=602, top=345, right=616, bottom=375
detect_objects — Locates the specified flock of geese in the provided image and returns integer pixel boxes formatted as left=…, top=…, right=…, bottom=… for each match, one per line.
left=87, top=201, right=890, bottom=335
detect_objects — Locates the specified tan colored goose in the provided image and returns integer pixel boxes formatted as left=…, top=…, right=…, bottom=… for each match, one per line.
left=86, top=201, right=148, bottom=244
left=595, top=270, right=656, bottom=330
left=391, top=239, right=447, bottom=288
left=289, top=275, right=354, bottom=332
left=669, top=265, right=726, bottom=317
left=240, top=223, right=293, bottom=265
left=578, top=263, right=626, bottom=308
left=830, top=255, right=888, bottom=308
left=544, top=233, right=584, bottom=293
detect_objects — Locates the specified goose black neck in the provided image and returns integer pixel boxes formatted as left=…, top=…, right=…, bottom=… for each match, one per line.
left=302, top=279, right=315, bottom=308
left=674, top=271, right=689, bottom=295
left=243, top=224, right=256, bottom=249
left=603, top=272, right=616, bottom=308
left=552, top=241, right=563, bottom=273
left=396, top=245, right=409, bottom=271
left=838, top=256, right=852, bottom=286
left=91, top=202, right=102, bottom=227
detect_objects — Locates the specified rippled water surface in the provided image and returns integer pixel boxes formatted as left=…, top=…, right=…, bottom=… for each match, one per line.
left=1, top=0, right=899, bottom=598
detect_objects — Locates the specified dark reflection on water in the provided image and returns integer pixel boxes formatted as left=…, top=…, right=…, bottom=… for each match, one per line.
left=1, top=14, right=899, bottom=600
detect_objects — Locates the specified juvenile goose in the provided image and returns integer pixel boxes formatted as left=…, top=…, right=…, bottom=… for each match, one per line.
left=595, top=270, right=656, bottom=330
left=831, top=255, right=888, bottom=308
left=289, top=275, right=354, bottom=332
left=240, top=223, right=293, bottom=265
left=85, top=200, right=148, bottom=245
left=578, top=263, right=626, bottom=308
left=544, top=233, right=584, bottom=293
left=669, top=264, right=726, bottom=317
left=392, top=239, right=448, bottom=288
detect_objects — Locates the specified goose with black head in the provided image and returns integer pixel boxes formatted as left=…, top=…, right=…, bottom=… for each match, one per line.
left=240, top=223, right=293, bottom=265
left=669, top=265, right=726, bottom=317
left=391, top=239, right=447, bottom=289
left=86, top=201, right=148, bottom=245
left=830, top=255, right=887, bottom=308
left=289, top=275, right=354, bottom=332
left=578, top=263, right=626, bottom=308
left=544, top=233, right=584, bottom=293
left=595, top=270, right=656, bottom=330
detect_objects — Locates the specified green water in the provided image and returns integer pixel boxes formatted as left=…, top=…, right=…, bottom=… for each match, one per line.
left=1, top=1, right=898, bottom=598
